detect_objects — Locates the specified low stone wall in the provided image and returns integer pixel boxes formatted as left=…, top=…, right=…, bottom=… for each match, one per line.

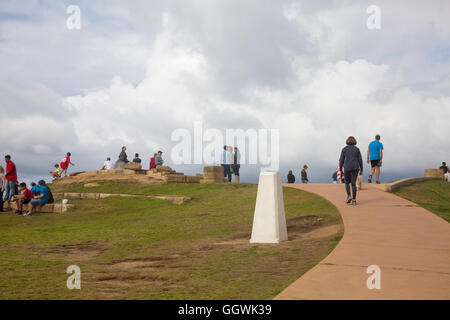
left=53, top=192, right=191, bottom=205
left=4, top=201, right=74, bottom=213
left=385, top=177, right=441, bottom=192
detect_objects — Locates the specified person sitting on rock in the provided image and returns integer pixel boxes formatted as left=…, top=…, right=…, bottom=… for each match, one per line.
left=14, top=182, right=34, bottom=215
left=155, top=151, right=164, bottom=167
left=133, top=153, right=142, bottom=164
left=49, top=164, right=62, bottom=179
left=30, top=182, right=40, bottom=196
left=101, top=157, right=113, bottom=170
left=25, top=180, right=49, bottom=216
left=113, top=146, right=129, bottom=169
left=149, top=153, right=156, bottom=170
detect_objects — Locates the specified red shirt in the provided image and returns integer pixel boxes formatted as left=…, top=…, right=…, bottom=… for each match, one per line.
left=23, top=188, right=34, bottom=200
left=149, top=157, right=156, bottom=169
left=60, top=156, right=70, bottom=169
left=6, top=161, right=17, bottom=182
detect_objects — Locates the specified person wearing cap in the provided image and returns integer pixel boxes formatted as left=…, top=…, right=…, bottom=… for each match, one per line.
left=367, top=134, right=384, bottom=184
left=155, top=151, right=164, bottom=167
left=301, top=165, right=309, bottom=183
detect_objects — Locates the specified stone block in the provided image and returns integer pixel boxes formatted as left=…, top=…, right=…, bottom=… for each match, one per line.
left=424, top=168, right=444, bottom=178
left=125, top=162, right=142, bottom=170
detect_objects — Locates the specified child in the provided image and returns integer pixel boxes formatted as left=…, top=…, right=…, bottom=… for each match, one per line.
left=14, top=182, right=34, bottom=215
left=30, top=182, right=40, bottom=196
left=50, top=164, right=62, bottom=179
left=60, top=152, right=75, bottom=177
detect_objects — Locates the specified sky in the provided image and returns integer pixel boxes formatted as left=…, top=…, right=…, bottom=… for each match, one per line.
left=0, top=0, right=449, bottom=183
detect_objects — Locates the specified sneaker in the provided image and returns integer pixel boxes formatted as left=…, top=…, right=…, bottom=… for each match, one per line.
left=23, top=212, right=32, bottom=216
left=368, top=175, right=372, bottom=183
left=351, top=200, right=357, bottom=206
left=376, top=180, right=380, bottom=184
left=346, top=196, right=352, bottom=204
left=15, top=211, right=22, bottom=215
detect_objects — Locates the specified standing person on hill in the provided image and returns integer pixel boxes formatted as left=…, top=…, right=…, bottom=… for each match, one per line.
left=232, top=147, right=241, bottom=183
left=339, top=136, right=363, bottom=205
left=221, top=145, right=232, bottom=182
left=301, top=165, right=309, bottom=183
left=149, top=153, right=156, bottom=170
left=60, top=152, right=75, bottom=177
left=287, top=170, right=295, bottom=183
left=0, top=166, right=5, bottom=212
left=3, top=155, right=17, bottom=202
left=367, top=134, right=384, bottom=184
left=332, top=168, right=338, bottom=184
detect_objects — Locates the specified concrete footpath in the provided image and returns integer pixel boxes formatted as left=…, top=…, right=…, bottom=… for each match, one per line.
left=275, top=183, right=450, bottom=299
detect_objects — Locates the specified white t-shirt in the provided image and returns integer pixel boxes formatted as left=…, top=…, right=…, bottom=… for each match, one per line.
left=103, top=160, right=113, bottom=170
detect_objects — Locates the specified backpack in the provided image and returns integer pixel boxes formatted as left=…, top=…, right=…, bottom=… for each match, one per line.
left=47, top=186, right=54, bottom=204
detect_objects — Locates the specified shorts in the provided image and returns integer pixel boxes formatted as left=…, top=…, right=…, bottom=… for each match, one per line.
left=30, top=199, right=46, bottom=207
left=23, top=199, right=31, bottom=204
left=232, top=164, right=240, bottom=176
left=370, top=160, right=381, bottom=168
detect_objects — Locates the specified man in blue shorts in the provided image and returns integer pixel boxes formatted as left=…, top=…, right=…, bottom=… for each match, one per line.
left=367, top=134, right=384, bottom=184
left=25, top=180, right=49, bottom=216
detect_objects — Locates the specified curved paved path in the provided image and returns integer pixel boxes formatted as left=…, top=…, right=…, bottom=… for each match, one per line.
left=275, top=183, right=450, bottom=300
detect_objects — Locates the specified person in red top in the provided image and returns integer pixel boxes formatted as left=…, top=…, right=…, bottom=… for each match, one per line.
left=14, top=182, right=34, bottom=215
left=4, top=155, right=17, bottom=202
left=149, top=153, right=156, bottom=170
left=60, top=152, right=75, bottom=177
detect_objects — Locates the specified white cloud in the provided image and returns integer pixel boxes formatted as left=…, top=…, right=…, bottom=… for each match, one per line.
left=1, top=0, right=449, bottom=182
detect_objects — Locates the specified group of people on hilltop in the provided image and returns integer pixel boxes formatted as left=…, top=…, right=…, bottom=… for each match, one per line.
left=101, top=146, right=164, bottom=171
left=1, top=154, right=54, bottom=215
left=222, top=146, right=241, bottom=183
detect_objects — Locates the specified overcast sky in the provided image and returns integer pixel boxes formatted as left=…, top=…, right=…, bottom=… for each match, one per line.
left=1, top=0, right=449, bottom=183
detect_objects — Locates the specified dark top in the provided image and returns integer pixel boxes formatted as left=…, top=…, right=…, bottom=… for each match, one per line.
left=133, top=158, right=142, bottom=163
left=287, top=173, right=295, bottom=183
left=332, top=171, right=338, bottom=181
left=339, top=145, right=363, bottom=172
left=119, top=150, right=129, bottom=163
left=440, top=165, right=448, bottom=174
left=301, top=169, right=308, bottom=181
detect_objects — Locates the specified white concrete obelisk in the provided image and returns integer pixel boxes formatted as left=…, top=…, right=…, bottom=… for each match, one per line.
left=250, top=171, right=288, bottom=243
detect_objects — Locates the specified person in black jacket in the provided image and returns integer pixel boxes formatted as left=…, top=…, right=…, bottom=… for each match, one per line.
left=339, top=136, right=363, bottom=205
left=287, top=170, right=295, bottom=183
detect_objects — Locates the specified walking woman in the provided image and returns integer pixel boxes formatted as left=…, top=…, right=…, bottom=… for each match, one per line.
left=339, top=136, right=363, bottom=205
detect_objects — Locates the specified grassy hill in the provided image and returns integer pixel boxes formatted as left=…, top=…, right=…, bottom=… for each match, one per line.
left=393, top=180, right=450, bottom=222
left=0, top=180, right=343, bottom=299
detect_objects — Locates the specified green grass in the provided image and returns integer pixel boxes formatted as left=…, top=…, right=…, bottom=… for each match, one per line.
left=393, top=180, right=450, bottom=222
left=0, top=181, right=342, bottom=299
